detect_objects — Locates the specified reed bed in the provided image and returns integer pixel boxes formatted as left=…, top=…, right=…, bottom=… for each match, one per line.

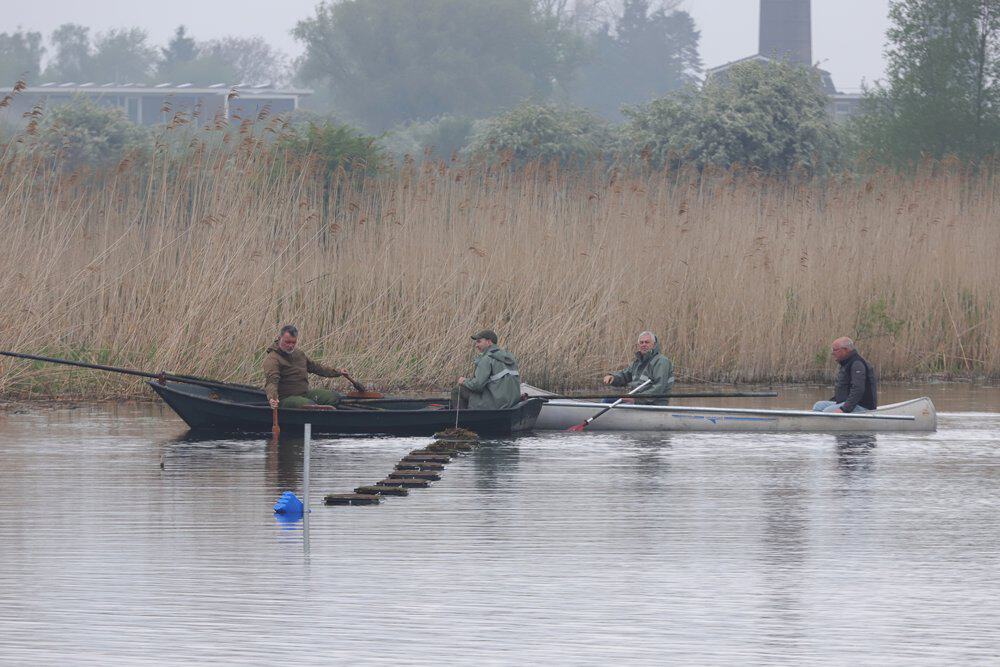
left=0, top=135, right=997, bottom=397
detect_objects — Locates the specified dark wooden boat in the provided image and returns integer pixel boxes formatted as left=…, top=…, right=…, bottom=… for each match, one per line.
left=148, top=380, right=544, bottom=436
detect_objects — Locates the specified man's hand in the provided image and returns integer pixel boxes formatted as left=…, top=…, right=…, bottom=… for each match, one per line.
left=337, top=368, right=349, bottom=376
left=620, top=398, right=635, bottom=404
left=457, top=377, right=466, bottom=385
left=269, top=398, right=279, bottom=409
left=603, top=374, right=614, bottom=385
left=833, top=408, right=844, bottom=413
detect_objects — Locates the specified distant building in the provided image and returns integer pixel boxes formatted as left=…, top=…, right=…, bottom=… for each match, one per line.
left=705, top=0, right=863, bottom=123
left=0, top=82, right=311, bottom=126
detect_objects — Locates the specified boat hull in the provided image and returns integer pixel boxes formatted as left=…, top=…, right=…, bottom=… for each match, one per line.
left=148, top=381, right=543, bottom=436
left=533, top=397, right=937, bottom=432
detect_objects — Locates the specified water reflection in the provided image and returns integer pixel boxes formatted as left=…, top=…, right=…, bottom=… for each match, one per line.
left=472, top=440, right=520, bottom=491
left=835, top=434, right=878, bottom=476
left=265, top=433, right=306, bottom=493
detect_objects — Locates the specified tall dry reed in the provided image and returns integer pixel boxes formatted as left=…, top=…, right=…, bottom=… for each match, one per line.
left=0, top=134, right=997, bottom=397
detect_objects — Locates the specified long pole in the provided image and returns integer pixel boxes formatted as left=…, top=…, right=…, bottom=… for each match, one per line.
left=303, top=423, right=311, bottom=516
left=343, top=391, right=778, bottom=404
left=0, top=350, right=258, bottom=392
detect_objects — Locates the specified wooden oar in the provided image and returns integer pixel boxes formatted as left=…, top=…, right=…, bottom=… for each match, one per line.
left=271, top=404, right=280, bottom=437
left=341, top=372, right=384, bottom=399
left=544, top=390, right=777, bottom=400
left=0, top=350, right=254, bottom=392
left=567, top=379, right=653, bottom=432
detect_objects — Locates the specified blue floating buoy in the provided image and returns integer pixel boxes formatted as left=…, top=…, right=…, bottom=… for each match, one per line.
left=273, top=491, right=304, bottom=519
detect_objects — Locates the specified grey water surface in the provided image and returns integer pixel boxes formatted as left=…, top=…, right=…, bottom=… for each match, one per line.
left=1, top=385, right=998, bottom=665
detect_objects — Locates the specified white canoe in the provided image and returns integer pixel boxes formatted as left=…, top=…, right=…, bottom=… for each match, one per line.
left=522, top=385, right=937, bottom=432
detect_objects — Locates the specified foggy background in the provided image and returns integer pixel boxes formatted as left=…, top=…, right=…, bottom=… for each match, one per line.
left=4, top=0, right=890, bottom=89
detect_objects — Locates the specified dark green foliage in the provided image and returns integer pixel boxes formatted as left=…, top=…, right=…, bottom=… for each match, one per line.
left=294, top=0, right=581, bottom=130
left=29, top=97, right=148, bottom=167
left=852, top=0, right=1000, bottom=164
left=622, top=60, right=842, bottom=174
left=278, top=120, right=384, bottom=176
left=381, top=115, right=478, bottom=161
left=0, top=30, right=45, bottom=85
left=569, top=0, right=701, bottom=120
left=466, top=103, right=613, bottom=165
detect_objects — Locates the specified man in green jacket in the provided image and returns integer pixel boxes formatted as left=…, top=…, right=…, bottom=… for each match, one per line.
left=603, top=331, right=675, bottom=405
left=455, top=329, right=522, bottom=410
left=263, top=325, right=349, bottom=409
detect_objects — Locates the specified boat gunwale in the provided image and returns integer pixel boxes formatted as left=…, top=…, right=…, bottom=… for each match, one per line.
left=538, top=398, right=929, bottom=421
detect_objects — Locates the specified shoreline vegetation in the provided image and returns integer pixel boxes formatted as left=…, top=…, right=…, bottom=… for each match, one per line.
left=0, top=125, right=997, bottom=399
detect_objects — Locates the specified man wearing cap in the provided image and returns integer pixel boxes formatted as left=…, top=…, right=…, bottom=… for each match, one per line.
left=455, top=330, right=522, bottom=410
left=602, top=330, right=675, bottom=405
left=264, top=324, right=349, bottom=409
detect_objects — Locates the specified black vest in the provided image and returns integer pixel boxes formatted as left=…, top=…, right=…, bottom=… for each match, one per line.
left=833, top=352, right=878, bottom=410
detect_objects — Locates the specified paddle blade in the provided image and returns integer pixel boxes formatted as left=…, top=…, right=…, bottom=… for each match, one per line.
left=566, top=423, right=587, bottom=432
left=346, top=391, right=385, bottom=399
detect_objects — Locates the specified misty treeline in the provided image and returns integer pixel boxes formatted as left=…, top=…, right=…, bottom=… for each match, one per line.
left=0, top=24, right=286, bottom=87
left=2, top=0, right=999, bottom=171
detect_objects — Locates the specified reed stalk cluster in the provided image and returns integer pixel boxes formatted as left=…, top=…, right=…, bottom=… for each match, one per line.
left=0, top=135, right=996, bottom=397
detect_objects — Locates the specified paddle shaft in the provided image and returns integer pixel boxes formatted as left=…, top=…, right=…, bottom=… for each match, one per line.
left=342, top=390, right=777, bottom=403
left=569, top=379, right=653, bottom=431
left=0, top=350, right=253, bottom=393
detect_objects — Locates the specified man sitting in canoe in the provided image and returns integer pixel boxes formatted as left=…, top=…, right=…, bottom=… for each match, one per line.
left=454, top=329, right=522, bottom=410
left=602, top=331, right=675, bottom=405
left=812, top=337, right=877, bottom=413
left=264, top=325, right=349, bottom=409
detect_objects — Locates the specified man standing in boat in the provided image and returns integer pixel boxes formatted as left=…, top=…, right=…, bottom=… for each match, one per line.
left=812, top=337, right=877, bottom=413
left=603, top=331, right=675, bottom=405
left=455, top=330, right=522, bottom=409
left=264, top=325, right=349, bottom=409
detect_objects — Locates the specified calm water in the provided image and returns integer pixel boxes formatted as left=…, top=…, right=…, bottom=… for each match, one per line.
left=1, top=385, right=999, bottom=665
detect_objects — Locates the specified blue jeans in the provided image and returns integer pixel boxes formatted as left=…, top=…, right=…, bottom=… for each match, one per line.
left=812, top=400, right=869, bottom=413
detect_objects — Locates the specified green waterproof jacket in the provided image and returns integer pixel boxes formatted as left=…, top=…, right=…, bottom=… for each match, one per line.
left=262, top=341, right=343, bottom=402
left=610, top=341, right=675, bottom=405
left=461, top=344, right=522, bottom=410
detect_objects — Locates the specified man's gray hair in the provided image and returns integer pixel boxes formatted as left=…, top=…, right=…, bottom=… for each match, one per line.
left=833, top=336, right=855, bottom=351
left=280, top=324, right=299, bottom=338
left=638, top=330, right=658, bottom=343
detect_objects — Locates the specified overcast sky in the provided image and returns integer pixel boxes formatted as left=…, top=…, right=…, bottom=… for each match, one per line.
left=5, top=0, right=890, bottom=91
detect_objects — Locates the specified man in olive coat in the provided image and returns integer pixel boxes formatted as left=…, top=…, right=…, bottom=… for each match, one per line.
left=455, top=330, right=522, bottom=410
left=264, top=325, right=349, bottom=409
left=603, top=331, right=675, bottom=405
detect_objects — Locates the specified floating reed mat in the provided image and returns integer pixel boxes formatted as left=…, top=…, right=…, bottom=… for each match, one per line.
left=394, top=461, right=446, bottom=471
left=377, top=478, right=431, bottom=488
left=323, top=429, right=480, bottom=507
left=400, top=454, right=452, bottom=463
left=324, top=494, right=381, bottom=506
left=354, top=485, right=409, bottom=497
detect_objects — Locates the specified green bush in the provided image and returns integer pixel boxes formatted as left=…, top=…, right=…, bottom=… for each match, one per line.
left=466, top=103, right=614, bottom=165
left=380, top=115, right=478, bottom=162
left=622, top=60, right=843, bottom=174
left=30, top=97, right=148, bottom=168
left=277, top=119, right=383, bottom=176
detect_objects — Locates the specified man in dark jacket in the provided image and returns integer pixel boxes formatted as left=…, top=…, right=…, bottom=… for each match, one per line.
left=455, top=329, right=522, bottom=409
left=812, top=337, right=878, bottom=413
left=263, top=325, right=349, bottom=409
left=603, top=331, right=675, bottom=405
